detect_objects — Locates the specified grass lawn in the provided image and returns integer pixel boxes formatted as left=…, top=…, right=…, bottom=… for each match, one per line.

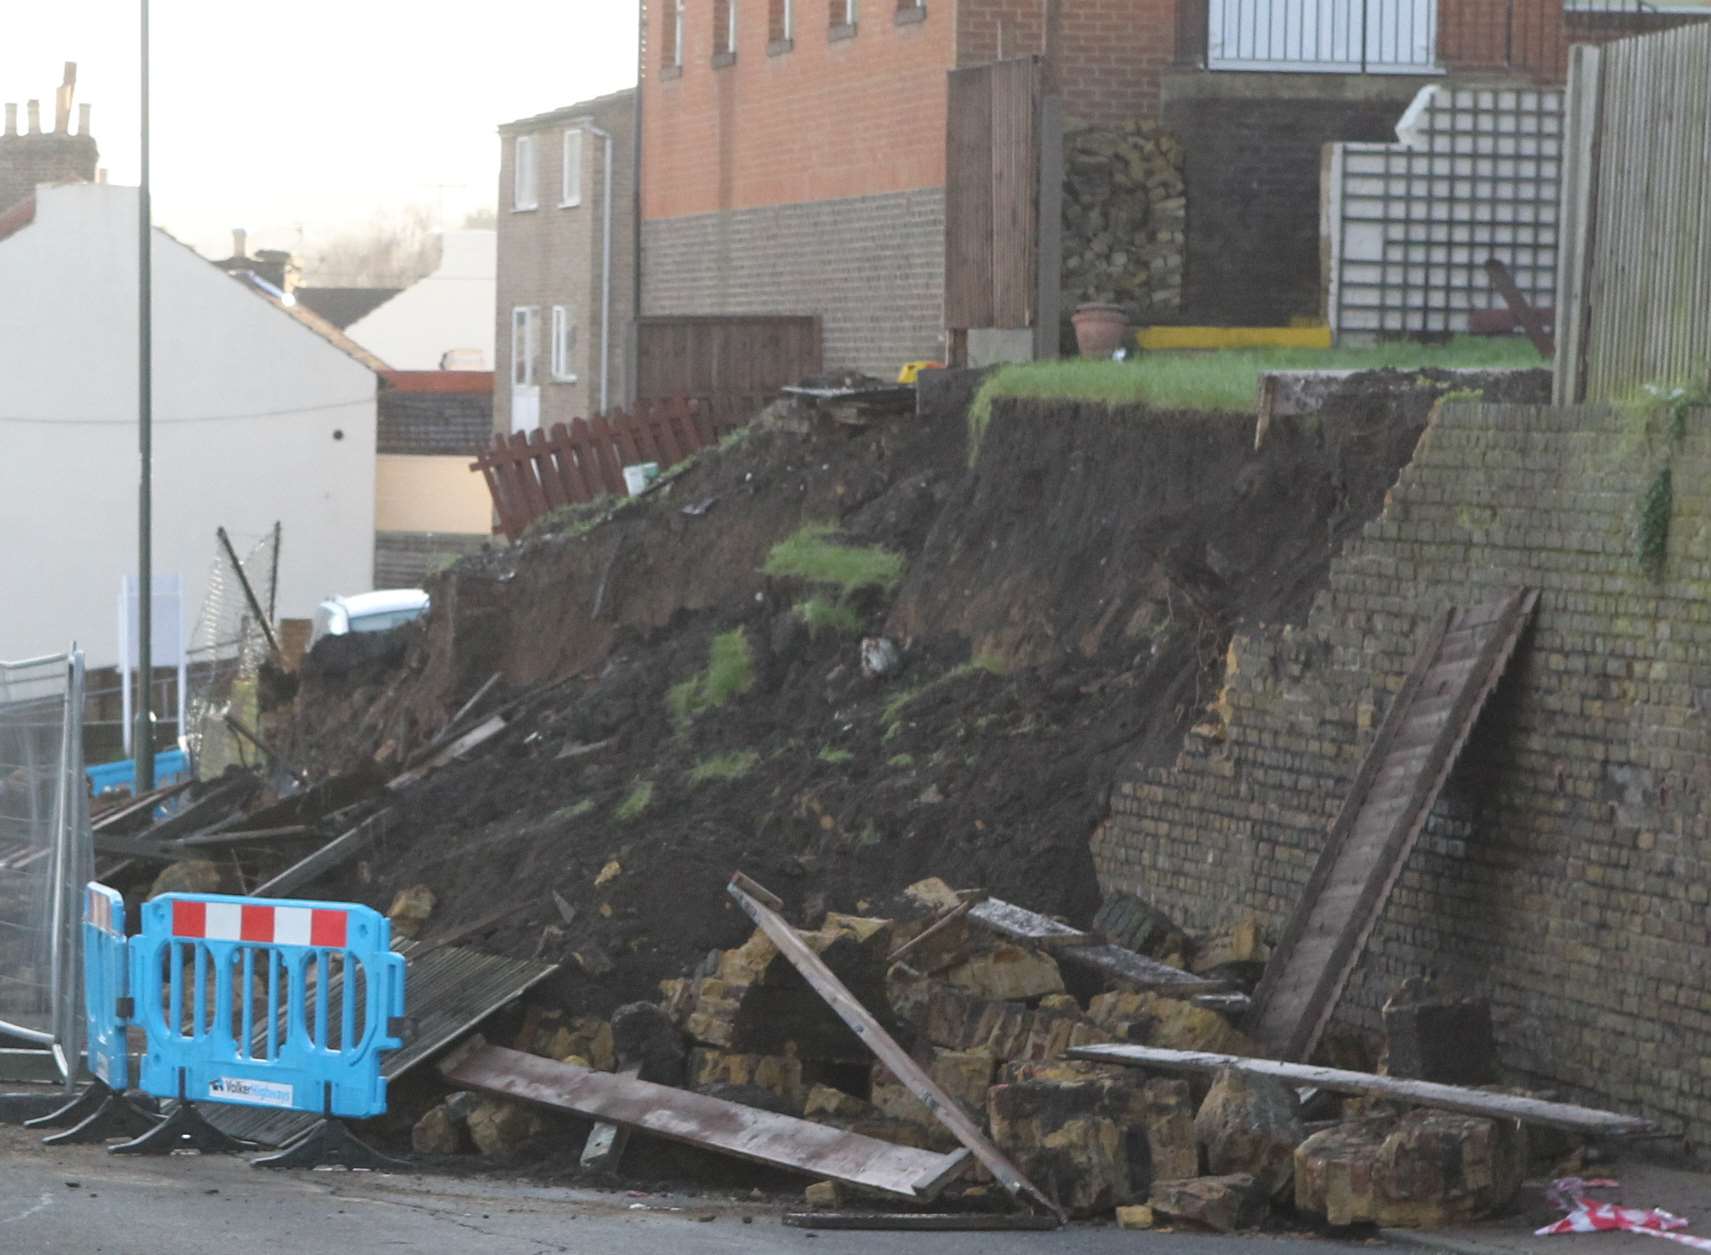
left=968, top=337, right=1548, bottom=449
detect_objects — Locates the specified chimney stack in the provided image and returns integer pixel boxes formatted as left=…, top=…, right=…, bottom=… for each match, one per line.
left=232, top=228, right=248, bottom=260
left=54, top=62, right=76, bottom=134
left=26, top=100, right=40, bottom=134
left=4, top=104, right=15, bottom=137
left=96, top=168, right=107, bottom=184
left=78, top=103, right=91, bottom=136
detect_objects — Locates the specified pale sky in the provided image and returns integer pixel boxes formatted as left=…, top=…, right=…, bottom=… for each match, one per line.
left=1, top=2, right=638, bottom=265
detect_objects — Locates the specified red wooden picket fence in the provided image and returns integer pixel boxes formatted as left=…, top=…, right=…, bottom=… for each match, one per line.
left=471, top=396, right=762, bottom=541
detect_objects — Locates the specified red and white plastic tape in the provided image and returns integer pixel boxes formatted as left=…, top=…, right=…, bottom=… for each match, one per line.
left=1539, top=1179, right=1711, bottom=1252
left=171, top=899, right=349, bottom=949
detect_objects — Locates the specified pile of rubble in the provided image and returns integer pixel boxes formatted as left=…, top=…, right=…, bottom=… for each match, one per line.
left=407, top=875, right=1582, bottom=1231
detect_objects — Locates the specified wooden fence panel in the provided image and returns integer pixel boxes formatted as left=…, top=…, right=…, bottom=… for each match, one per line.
left=945, top=57, right=1043, bottom=333
left=1557, top=23, right=1711, bottom=403
left=469, top=396, right=747, bottom=540
left=634, top=316, right=820, bottom=406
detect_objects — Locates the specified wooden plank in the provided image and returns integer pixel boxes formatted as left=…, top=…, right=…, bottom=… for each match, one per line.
left=785, top=1213, right=1061, bottom=1232
left=579, top=1063, right=640, bottom=1171
left=944, top=64, right=995, bottom=329
left=441, top=1039, right=971, bottom=1201
left=386, top=714, right=508, bottom=793
left=989, top=57, right=1040, bottom=329
left=965, top=897, right=1230, bottom=994
left=129, top=774, right=262, bottom=844
left=1249, top=590, right=1538, bottom=1061
left=1068, top=1045, right=1659, bottom=1138
left=1484, top=258, right=1555, bottom=358
left=728, top=875, right=1063, bottom=1221
left=253, top=808, right=394, bottom=899
left=91, top=779, right=195, bottom=833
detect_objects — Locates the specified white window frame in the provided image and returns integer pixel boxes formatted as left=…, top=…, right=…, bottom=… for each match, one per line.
left=511, top=306, right=539, bottom=387
left=842, top=0, right=857, bottom=23
left=550, top=305, right=577, bottom=381
left=513, top=135, right=538, bottom=211
left=725, top=0, right=738, bottom=51
left=781, top=0, right=793, bottom=40
left=673, top=0, right=686, bottom=66
left=561, top=130, right=584, bottom=208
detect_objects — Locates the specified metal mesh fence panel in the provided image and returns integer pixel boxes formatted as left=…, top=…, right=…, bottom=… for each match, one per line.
left=184, top=528, right=279, bottom=779
left=0, top=651, right=89, bottom=1081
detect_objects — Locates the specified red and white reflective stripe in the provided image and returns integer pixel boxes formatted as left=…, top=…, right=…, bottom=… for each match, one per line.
left=171, top=900, right=348, bottom=949
left=1539, top=1181, right=1711, bottom=1253
left=86, top=887, right=118, bottom=935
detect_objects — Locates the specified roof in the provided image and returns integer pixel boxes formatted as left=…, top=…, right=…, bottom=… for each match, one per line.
left=0, top=193, right=36, bottom=245
left=231, top=272, right=390, bottom=373
left=499, top=87, right=635, bottom=134
left=378, top=380, right=494, bottom=456
left=295, top=286, right=402, bottom=330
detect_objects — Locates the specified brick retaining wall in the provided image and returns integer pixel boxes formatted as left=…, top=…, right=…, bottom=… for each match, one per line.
left=1097, top=402, right=1711, bottom=1137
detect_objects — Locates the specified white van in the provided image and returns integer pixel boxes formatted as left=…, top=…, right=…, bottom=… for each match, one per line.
left=310, top=589, right=430, bottom=646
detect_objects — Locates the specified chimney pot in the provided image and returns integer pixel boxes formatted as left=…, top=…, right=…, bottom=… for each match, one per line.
left=233, top=228, right=248, bottom=260
left=78, top=103, right=91, bottom=136
left=96, top=168, right=107, bottom=184
left=26, top=100, right=40, bottom=134
left=4, top=105, right=15, bottom=137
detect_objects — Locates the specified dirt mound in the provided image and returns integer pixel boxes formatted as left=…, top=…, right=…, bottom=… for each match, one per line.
left=283, top=369, right=1548, bottom=1017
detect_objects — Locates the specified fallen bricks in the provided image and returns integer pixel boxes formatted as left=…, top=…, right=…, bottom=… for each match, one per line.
left=728, top=872, right=1067, bottom=1223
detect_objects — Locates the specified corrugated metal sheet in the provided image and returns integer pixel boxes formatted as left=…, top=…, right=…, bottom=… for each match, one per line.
left=205, top=939, right=558, bottom=1146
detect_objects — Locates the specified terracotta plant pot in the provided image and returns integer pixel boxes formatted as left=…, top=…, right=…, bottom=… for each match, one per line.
left=1071, top=303, right=1130, bottom=358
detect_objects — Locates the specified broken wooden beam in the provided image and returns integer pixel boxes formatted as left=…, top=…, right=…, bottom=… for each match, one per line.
left=784, top=1212, right=1063, bottom=1232
left=578, top=1063, right=640, bottom=1172
left=728, top=873, right=1065, bottom=1223
left=387, top=714, right=508, bottom=792
left=1484, top=258, right=1555, bottom=358
left=254, top=807, right=393, bottom=898
left=965, top=897, right=1229, bottom=995
left=440, top=1039, right=970, bottom=1200
left=1249, top=589, right=1539, bottom=1061
left=1067, top=1045, right=1658, bottom=1138
left=887, top=892, right=986, bottom=965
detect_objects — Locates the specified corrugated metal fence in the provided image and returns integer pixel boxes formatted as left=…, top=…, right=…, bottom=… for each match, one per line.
left=1555, top=24, right=1711, bottom=403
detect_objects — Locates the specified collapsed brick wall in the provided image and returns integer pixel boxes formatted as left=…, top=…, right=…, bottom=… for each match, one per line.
left=1061, top=122, right=1184, bottom=323
left=1096, top=402, right=1711, bottom=1138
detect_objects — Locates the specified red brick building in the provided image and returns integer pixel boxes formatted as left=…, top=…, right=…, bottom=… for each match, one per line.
left=639, top=0, right=1703, bottom=356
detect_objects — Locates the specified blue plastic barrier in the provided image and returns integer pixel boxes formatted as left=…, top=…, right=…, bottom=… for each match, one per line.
left=83, top=883, right=130, bottom=1090
left=87, top=749, right=191, bottom=798
left=130, top=893, right=405, bottom=1119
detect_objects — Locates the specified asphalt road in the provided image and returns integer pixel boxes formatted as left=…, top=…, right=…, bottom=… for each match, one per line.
left=0, top=1121, right=1394, bottom=1254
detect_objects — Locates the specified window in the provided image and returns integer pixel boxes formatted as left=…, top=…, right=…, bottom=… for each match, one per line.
left=511, top=306, right=539, bottom=387
left=664, top=0, right=685, bottom=68
left=770, top=0, right=793, bottom=43
left=561, top=130, right=583, bottom=208
left=715, top=0, right=737, bottom=55
left=550, top=306, right=577, bottom=381
left=513, top=135, right=538, bottom=210
left=829, top=0, right=857, bottom=29
left=895, top=0, right=925, bottom=20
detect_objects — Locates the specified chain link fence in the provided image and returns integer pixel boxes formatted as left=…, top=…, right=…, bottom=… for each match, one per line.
left=184, top=527, right=280, bottom=780
left=0, top=650, right=89, bottom=1085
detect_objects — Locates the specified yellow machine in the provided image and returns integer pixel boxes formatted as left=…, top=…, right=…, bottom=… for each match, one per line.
left=897, top=360, right=944, bottom=385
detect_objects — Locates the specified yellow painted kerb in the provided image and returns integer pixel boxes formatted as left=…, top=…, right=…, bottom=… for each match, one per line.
left=1137, top=325, right=1334, bottom=351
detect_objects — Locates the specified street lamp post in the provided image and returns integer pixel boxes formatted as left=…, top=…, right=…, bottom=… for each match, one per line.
left=134, top=0, right=154, bottom=793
